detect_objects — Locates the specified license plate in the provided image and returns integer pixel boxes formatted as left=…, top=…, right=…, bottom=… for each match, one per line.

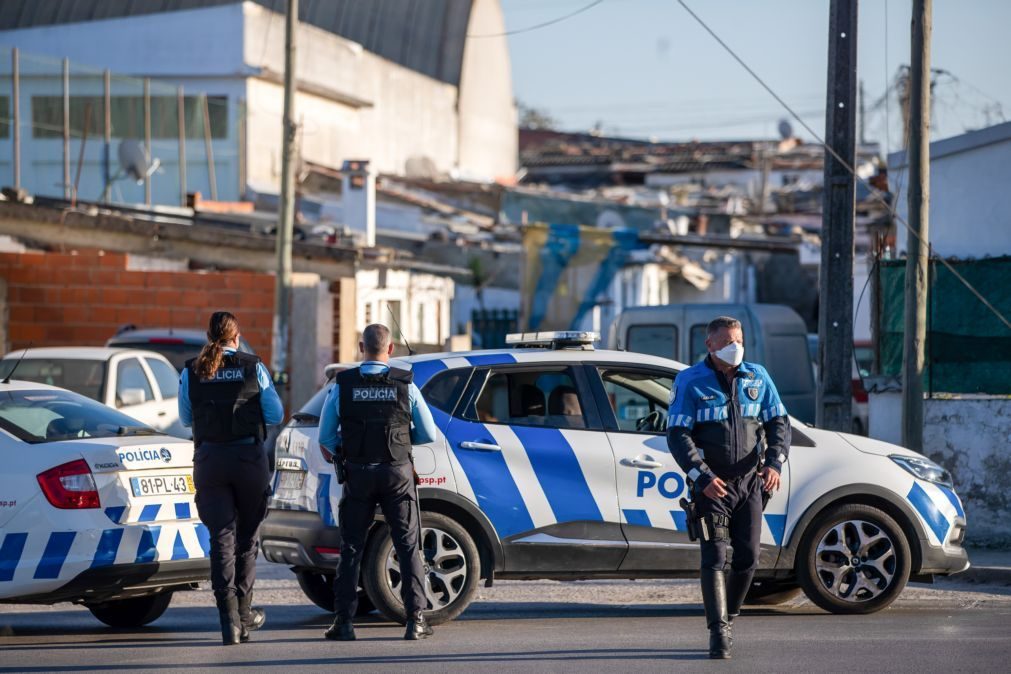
left=130, top=474, right=195, bottom=497
left=276, top=470, right=306, bottom=491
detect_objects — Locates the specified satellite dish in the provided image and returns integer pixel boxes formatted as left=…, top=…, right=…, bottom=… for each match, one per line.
left=777, top=118, right=794, bottom=140
left=117, top=139, right=160, bottom=184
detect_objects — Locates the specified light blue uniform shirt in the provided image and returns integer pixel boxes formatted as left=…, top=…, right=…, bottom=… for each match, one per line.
left=318, top=361, right=437, bottom=451
left=178, top=348, right=285, bottom=427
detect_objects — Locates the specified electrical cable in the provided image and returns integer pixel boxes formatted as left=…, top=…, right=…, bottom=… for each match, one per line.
left=675, top=0, right=1011, bottom=332
left=469, top=0, right=606, bottom=38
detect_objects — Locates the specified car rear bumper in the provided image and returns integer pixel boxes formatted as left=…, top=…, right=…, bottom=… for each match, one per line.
left=261, top=508, right=342, bottom=570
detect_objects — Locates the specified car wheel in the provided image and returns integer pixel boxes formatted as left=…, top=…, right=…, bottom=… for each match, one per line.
left=87, top=591, right=173, bottom=627
left=293, top=568, right=374, bottom=616
left=797, top=503, right=911, bottom=614
left=362, top=511, right=480, bottom=626
left=745, top=580, right=803, bottom=606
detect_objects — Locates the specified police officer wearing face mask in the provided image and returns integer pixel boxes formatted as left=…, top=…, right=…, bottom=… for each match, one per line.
left=667, top=316, right=790, bottom=659
left=318, top=323, right=438, bottom=642
left=179, top=311, right=284, bottom=645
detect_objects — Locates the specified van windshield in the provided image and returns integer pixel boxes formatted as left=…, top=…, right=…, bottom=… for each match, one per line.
left=0, top=359, right=106, bottom=401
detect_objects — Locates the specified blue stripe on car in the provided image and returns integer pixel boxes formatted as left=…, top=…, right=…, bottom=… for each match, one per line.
left=135, top=526, right=162, bottom=563
left=138, top=504, right=160, bottom=522
left=409, top=359, right=447, bottom=388
left=669, top=510, right=688, bottom=531
left=104, top=506, right=125, bottom=524
left=175, top=503, right=192, bottom=520
left=195, top=524, right=211, bottom=555
left=623, top=509, right=651, bottom=527
left=90, top=529, right=124, bottom=569
left=763, top=514, right=786, bottom=546
left=171, top=531, right=189, bottom=560
left=317, top=473, right=335, bottom=527
left=466, top=354, right=517, bottom=367
left=0, top=532, right=28, bottom=582
left=34, top=532, right=76, bottom=579
left=907, top=482, right=951, bottom=543
left=510, top=425, right=603, bottom=524
left=936, top=485, right=965, bottom=518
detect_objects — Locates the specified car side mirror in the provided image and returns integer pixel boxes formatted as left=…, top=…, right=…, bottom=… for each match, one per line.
left=119, top=388, right=147, bottom=407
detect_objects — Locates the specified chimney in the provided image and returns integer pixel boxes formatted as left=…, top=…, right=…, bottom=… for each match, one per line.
left=341, top=159, right=376, bottom=247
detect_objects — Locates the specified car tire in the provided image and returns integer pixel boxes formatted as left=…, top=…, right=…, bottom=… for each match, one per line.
left=745, top=580, right=803, bottom=606
left=362, top=511, right=480, bottom=626
left=293, top=568, right=374, bottom=616
left=87, top=591, right=173, bottom=627
left=797, top=503, right=911, bottom=614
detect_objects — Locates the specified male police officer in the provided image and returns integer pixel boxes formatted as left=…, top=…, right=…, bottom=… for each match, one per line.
left=318, top=324, right=438, bottom=642
left=667, top=316, right=790, bottom=659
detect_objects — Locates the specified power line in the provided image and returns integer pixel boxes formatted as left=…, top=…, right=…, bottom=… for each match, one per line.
left=469, top=0, right=606, bottom=38
left=675, top=0, right=1011, bottom=332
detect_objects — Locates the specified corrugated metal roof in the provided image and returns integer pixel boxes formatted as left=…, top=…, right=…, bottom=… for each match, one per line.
left=0, top=0, right=474, bottom=85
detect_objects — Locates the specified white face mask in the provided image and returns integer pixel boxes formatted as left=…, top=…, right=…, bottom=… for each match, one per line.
left=713, top=341, right=744, bottom=367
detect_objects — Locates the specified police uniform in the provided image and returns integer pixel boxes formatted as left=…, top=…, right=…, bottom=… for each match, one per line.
left=179, top=349, right=284, bottom=645
left=318, top=360, right=437, bottom=641
left=667, top=356, right=790, bottom=657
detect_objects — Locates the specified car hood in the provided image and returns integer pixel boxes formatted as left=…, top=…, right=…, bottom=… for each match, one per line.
left=837, top=431, right=923, bottom=459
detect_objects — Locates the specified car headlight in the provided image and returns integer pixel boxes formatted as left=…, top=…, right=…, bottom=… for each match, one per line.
left=890, top=455, right=953, bottom=488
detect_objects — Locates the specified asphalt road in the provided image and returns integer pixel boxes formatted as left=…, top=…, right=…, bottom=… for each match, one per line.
left=2, top=571, right=1010, bottom=673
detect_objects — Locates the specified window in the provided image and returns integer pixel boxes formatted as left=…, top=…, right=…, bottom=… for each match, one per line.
left=387, top=301, right=402, bottom=341
left=31, top=95, right=228, bottom=140
left=421, top=369, right=470, bottom=415
left=466, top=367, right=587, bottom=429
left=0, top=358, right=106, bottom=401
left=627, top=324, right=679, bottom=360
left=116, top=358, right=154, bottom=406
left=598, top=368, right=674, bottom=433
left=689, top=324, right=709, bottom=363
left=0, top=389, right=156, bottom=444
left=764, top=335, right=815, bottom=395
left=145, top=357, right=179, bottom=399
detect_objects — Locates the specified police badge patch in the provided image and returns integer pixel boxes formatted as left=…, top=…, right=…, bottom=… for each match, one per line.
left=746, top=386, right=761, bottom=400
left=669, top=386, right=677, bottom=405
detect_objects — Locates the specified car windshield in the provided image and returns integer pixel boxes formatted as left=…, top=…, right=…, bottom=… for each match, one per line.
left=299, top=382, right=334, bottom=418
left=0, top=388, right=160, bottom=444
left=0, top=358, right=106, bottom=400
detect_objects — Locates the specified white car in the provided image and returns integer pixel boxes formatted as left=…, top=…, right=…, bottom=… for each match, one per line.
left=262, top=332, right=968, bottom=625
left=0, top=380, right=207, bottom=626
left=0, top=347, right=187, bottom=438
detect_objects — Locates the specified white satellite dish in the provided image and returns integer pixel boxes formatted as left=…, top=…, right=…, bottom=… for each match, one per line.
left=777, top=118, right=794, bottom=140
left=117, top=139, right=160, bottom=184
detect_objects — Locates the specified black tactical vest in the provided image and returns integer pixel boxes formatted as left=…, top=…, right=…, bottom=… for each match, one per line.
left=185, top=351, right=265, bottom=446
left=337, top=365, right=413, bottom=464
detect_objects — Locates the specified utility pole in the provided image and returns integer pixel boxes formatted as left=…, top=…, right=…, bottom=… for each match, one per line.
left=817, top=0, right=858, bottom=431
left=902, top=0, right=931, bottom=451
left=858, top=79, right=867, bottom=145
left=273, top=0, right=298, bottom=402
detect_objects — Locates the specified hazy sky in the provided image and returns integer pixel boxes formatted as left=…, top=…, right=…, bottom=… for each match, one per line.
left=502, top=0, right=1011, bottom=150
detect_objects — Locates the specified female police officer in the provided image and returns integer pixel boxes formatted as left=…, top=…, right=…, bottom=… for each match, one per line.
left=179, top=311, right=284, bottom=645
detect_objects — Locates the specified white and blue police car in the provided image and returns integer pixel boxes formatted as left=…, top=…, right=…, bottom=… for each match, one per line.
left=0, top=379, right=208, bottom=626
left=263, top=332, right=968, bottom=625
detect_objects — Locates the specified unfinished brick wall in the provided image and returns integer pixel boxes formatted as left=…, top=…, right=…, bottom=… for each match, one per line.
left=0, top=251, right=275, bottom=365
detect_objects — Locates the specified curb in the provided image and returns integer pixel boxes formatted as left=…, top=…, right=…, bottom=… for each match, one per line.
left=951, top=566, right=1011, bottom=586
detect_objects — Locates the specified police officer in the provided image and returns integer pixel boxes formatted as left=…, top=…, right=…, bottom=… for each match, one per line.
left=667, top=316, right=790, bottom=659
left=179, top=311, right=284, bottom=645
left=319, top=323, right=437, bottom=642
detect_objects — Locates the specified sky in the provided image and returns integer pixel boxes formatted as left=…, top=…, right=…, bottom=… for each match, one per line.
left=501, top=0, right=1011, bottom=152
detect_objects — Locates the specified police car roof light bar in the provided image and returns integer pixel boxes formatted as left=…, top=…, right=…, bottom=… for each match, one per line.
left=506, top=331, right=598, bottom=350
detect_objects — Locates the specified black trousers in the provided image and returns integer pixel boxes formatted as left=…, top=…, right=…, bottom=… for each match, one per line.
left=695, top=470, right=763, bottom=572
left=193, top=441, right=271, bottom=604
left=333, top=461, right=427, bottom=619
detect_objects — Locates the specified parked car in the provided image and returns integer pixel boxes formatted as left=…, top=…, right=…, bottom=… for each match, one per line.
left=0, top=379, right=207, bottom=626
left=0, top=347, right=187, bottom=437
left=606, top=303, right=816, bottom=423
left=261, top=331, right=967, bottom=626
left=107, top=326, right=256, bottom=372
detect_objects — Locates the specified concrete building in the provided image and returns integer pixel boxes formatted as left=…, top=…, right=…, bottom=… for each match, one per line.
left=0, top=0, right=517, bottom=205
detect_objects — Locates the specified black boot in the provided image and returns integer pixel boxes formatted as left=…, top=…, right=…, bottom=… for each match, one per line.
left=700, top=569, right=731, bottom=660
left=725, top=570, right=755, bottom=649
left=217, top=596, right=242, bottom=646
left=238, top=592, right=266, bottom=642
left=324, top=616, right=356, bottom=641
left=404, top=611, right=433, bottom=641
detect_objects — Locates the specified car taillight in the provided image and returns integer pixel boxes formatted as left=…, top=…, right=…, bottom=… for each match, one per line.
left=37, top=459, right=100, bottom=509
left=851, top=378, right=869, bottom=403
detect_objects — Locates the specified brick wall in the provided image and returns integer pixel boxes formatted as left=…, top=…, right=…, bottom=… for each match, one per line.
left=0, top=251, right=276, bottom=365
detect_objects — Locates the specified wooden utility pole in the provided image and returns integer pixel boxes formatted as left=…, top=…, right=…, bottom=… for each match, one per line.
left=817, top=0, right=858, bottom=431
left=273, top=0, right=298, bottom=399
left=902, top=0, right=931, bottom=451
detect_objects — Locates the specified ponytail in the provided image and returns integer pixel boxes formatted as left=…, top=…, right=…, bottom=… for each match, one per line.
left=194, top=311, right=240, bottom=380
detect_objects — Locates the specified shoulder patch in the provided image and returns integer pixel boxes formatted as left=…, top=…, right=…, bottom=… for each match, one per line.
left=669, top=386, right=677, bottom=405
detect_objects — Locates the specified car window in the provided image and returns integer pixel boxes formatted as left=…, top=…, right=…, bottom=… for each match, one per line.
left=299, top=383, right=333, bottom=418
left=465, top=367, right=587, bottom=430
left=421, top=369, right=471, bottom=415
left=626, top=324, right=679, bottom=360
left=689, top=324, right=709, bottom=363
left=0, top=389, right=158, bottom=443
left=0, top=358, right=106, bottom=401
left=113, top=342, right=201, bottom=371
left=145, top=357, right=179, bottom=399
left=116, top=358, right=154, bottom=406
left=598, top=368, right=674, bottom=433
left=765, top=335, right=815, bottom=395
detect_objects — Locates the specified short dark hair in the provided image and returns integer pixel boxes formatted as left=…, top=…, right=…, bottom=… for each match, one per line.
left=707, top=316, right=742, bottom=337
left=362, top=323, right=392, bottom=355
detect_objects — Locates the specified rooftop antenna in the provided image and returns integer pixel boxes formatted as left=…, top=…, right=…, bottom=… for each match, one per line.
left=2, top=342, right=33, bottom=384
left=386, top=305, right=415, bottom=357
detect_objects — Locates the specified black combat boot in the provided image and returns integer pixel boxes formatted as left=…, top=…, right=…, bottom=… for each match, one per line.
left=404, top=611, right=433, bottom=640
left=217, top=596, right=243, bottom=646
left=725, top=570, right=755, bottom=649
left=237, top=591, right=266, bottom=643
left=700, top=569, right=731, bottom=659
left=324, top=615, right=356, bottom=641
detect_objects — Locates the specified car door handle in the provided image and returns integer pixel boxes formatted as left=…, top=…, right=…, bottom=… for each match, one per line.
left=157, top=411, right=167, bottom=417
left=622, top=457, right=664, bottom=469
left=459, top=441, right=502, bottom=452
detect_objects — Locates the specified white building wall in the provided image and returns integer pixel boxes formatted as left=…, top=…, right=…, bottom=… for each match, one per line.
left=355, top=269, right=454, bottom=348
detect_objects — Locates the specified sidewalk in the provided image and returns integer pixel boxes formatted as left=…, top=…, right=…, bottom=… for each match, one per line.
left=956, top=548, right=1011, bottom=585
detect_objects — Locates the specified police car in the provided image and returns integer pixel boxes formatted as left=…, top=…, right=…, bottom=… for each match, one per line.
left=262, top=332, right=968, bottom=624
left=0, top=380, right=208, bottom=626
